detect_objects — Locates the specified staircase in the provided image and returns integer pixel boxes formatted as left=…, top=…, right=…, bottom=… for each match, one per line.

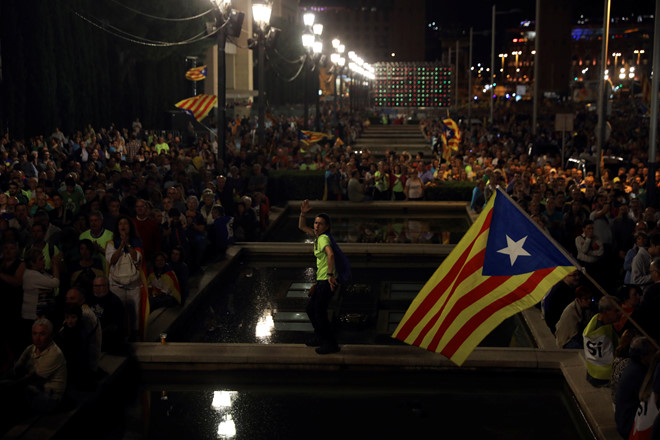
left=354, top=124, right=431, bottom=158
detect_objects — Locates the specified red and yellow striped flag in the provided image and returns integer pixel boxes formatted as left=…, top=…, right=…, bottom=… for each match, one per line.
left=175, top=94, right=217, bottom=122
left=393, top=188, right=576, bottom=365
left=441, top=118, right=461, bottom=162
left=185, top=65, right=207, bottom=81
left=299, top=130, right=328, bottom=146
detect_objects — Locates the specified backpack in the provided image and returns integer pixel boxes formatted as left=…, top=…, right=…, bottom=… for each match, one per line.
left=326, top=233, right=351, bottom=284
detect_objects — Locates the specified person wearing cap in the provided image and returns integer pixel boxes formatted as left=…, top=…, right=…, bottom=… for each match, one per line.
left=298, top=199, right=340, bottom=354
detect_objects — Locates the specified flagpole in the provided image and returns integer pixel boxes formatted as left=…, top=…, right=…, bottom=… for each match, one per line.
left=580, top=270, right=660, bottom=351
left=495, top=187, right=660, bottom=351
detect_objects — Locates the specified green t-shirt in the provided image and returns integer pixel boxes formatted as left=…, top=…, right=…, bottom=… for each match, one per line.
left=79, top=229, right=114, bottom=254
left=392, top=173, right=404, bottom=192
left=374, top=171, right=389, bottom=191
left=155, top=143, right=170, bottom=155
left=314, top=234, right=336, bottom=281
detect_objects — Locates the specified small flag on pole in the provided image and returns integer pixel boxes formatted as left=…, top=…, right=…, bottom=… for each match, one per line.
left=185, top=65, right=207, bottom=81
left=392, top=188, right=577, bottom=366
left=175, top=94, right=217, bottom=122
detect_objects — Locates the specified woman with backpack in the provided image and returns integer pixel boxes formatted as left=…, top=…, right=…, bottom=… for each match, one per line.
left=298, top=200, right=342, bottom=354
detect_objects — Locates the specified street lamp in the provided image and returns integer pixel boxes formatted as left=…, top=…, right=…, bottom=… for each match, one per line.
left=511, top=50, right=521, bottom=80
left=312, top=24, right=323, bottom=131
left=490, top=5, right=522, bottom=124
left=498, top=53, right=508, bottom=82
left=612, top=52, right=621, bottom=70
left=209, top=0, right=233, bottom=163
left=303, top=12, right=315, bottom=27
left=252, top=1, right=272, bottom=147
left=634, top=49, right=645, bottom=65
left=301, top=12, right=322, bottom=130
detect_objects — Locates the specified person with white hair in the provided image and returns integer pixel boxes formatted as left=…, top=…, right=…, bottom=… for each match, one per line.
left=7, top=318, right=67, bottom=412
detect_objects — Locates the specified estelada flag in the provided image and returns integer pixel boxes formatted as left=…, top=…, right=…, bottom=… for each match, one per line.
left=441, top=118, right=461, bottom=162
left=392, top=188, right=577, bottom=366
left=299, top=130, right=328, bottom=146
left=185, top=65, right=207, bottom=81
left=175, top=94, right=217, bottom=122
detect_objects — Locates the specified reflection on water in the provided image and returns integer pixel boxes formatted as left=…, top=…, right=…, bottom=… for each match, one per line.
left=173, top=258, right=535, bottom=349
left=212, top=391, right=238, bottom=439
left=254, top=310, right=275, bottom=341
left=266, top=214, right=470, bottom=244
left=137, top=370, right=596, bottom=440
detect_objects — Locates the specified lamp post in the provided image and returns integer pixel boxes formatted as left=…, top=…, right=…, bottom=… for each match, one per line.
left=511, top=50, right=521, bottom=81
left=490, top=5, right=522, bottom=124
left=634, top=49, right=645, bottom=65
left=498, top=53, right=508, bottom=82
left=331, top=39, right=341, bottom=112
left=612, top=52, right=621, bottom=70
left=210, top=0, right=232, bottom=164
left=252, top=1, right=272, bottom=147
left=312, top=24, right=323, bottom=131
left=301, top=13, right=316, bottom=130
left=596, top=0, right=611, bottom=182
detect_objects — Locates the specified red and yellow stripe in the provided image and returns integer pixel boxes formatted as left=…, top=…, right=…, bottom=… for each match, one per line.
left=175, top=94, right=217, bottom=122
left=393, top=194, right=574, bottom=365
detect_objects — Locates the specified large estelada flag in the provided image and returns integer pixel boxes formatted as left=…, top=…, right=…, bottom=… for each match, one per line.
left=175, top=94, right=217, bottom=122
left=185, top=65, right=207, bottom=81
left=299, top=130, right=329, bottom=146
left=392, top=188, right=577, bottom=366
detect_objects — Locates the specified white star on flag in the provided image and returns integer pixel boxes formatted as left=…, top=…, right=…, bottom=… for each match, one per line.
left=496, top=235, right=531, bottom=266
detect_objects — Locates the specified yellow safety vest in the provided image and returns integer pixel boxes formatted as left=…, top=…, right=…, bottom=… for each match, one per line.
left=582, top=315, right=618, bottom=381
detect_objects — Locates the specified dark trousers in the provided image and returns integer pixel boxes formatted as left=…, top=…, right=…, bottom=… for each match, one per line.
left=306, top=280, right=336, bottom=347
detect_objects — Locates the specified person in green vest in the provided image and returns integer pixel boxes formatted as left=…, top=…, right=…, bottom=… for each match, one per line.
left=583, top=296, right=621, bottom=387
left=373, top=161, right=390, bottom=201
left=391, top=164, right=405, bottom=201
left=154, top=136, right=170, bottom=155
left=79, top=210, right=114, bottom=269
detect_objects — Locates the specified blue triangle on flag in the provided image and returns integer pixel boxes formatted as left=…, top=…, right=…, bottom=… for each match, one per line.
left=483, top=191, right=573, bottom=276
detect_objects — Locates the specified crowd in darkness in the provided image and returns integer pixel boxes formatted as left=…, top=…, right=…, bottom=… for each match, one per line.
left=0, top=98, right=658, bottom=430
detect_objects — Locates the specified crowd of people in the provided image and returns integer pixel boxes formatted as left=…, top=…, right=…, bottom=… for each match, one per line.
left=0, top=96, right=657, bottom=435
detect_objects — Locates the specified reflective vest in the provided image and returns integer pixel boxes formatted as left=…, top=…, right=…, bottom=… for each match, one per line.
left=583, top=315, right=618, bottom=381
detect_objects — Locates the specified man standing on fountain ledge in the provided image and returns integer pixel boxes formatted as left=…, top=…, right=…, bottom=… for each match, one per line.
left=298, top=200, right=340, bottom=355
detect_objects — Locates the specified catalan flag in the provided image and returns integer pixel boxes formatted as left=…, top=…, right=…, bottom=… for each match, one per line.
left=185, top=65, right=207, bottom=81
left=175, top=94, right=217, bottom=122
left=393, top=188, right=577, bottom=366
left=299, top=130, right=328, bottom=146
left=441, top=118, right=461, bottom=162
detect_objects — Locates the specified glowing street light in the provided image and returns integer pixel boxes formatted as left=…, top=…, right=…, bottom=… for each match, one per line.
left=498, top=53, right=507, bottom=81
left=251, top=1, right=272, bottom=146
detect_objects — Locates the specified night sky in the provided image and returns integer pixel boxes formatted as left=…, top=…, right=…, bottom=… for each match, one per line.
left=427, top=0, right=655, bottom=31
left=425, top=0, right=655, bottom=64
